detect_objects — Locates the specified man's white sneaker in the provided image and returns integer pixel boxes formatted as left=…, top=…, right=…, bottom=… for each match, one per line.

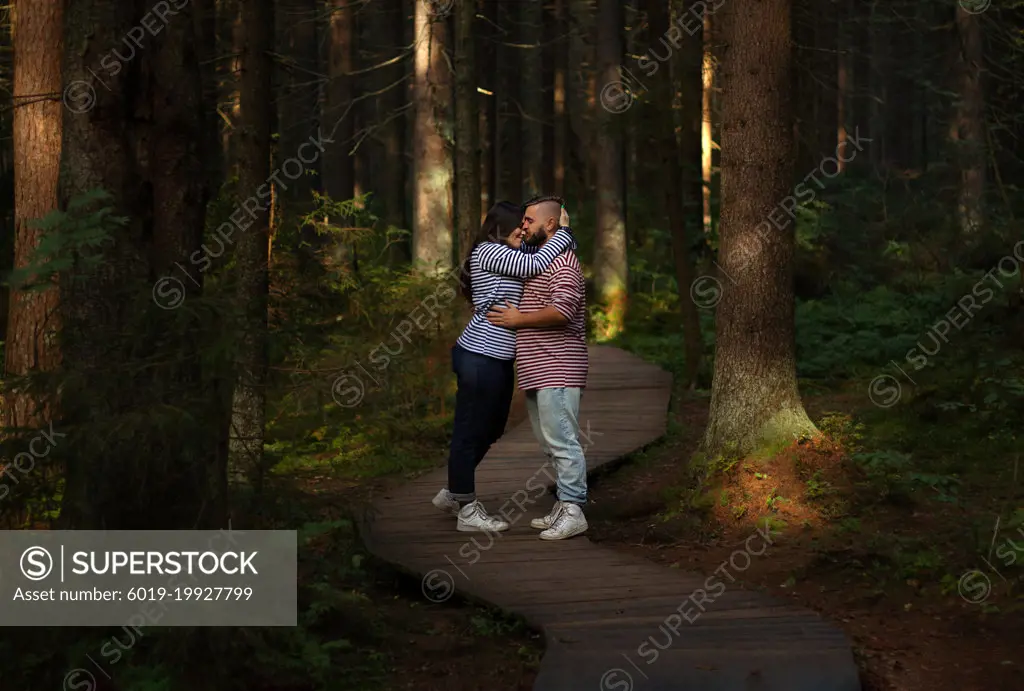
left=457, top=501, right=510, bottom=533
left=530, top=501, right=563, bottom=530
left=432, top=488, right=460, bottom=516
left=539, top=502, right=588, bottom=540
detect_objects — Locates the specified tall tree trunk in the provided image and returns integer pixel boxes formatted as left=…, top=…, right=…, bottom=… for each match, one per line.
left=6, top=0, right=63, bottom=431
left=836, top=0, right=849, bottom=173
left=323, top=0, right=355, bottom=268
left=593, top=0, right=627, bottom=340
left=702, top=9, right=714, bottom=238
left=567, top=0, right=594, bottom=195
left=412, top=0, right=454, bottom=273
left=480, top=0, right=496, bottom=217
left=520, top=0, right=544, bottom=197
left=649, top=0, right=702, bottom=388
left=229, top=0, right=274, bottom=489
left=276, top=0, right=321, bottom=259
left=495, top=1, right=522, bottom=202
left=952, top=5, right=985, bottom=236
left=702, top=0, right=817, bottom=456
left=454, top=0, right=480, bottom=262
left=194, top=0, right=222, bottom=186
left=58, top=0, right=219, bottom=529
left=868, top=0, right=886, bottom=170
left=380, top=0, right=409, bottom=264
left=220, top=0, right=242, bottom=176
left=552, top=0, right=568, bottom=198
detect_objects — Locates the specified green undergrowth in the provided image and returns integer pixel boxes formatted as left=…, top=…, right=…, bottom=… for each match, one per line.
left=605, top=271, right=1024, bottom=600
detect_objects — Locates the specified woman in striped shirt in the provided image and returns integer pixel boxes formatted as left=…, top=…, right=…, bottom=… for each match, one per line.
left=432, top=200, right=575, bottom=532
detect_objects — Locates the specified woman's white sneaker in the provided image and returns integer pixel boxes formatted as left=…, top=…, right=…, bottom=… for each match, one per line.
left=530, top=501, right=563, bottom=529
left=432, top=488, right=461, bottom=516
left=539, top=503, right=588, bottom=540
left=457, top=501, right=510, bottom=532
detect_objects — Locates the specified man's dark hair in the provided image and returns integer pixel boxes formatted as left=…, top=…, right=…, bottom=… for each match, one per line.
left=521, top=195, right=564, bottom=212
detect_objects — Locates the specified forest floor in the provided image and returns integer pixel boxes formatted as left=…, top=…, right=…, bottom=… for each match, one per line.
left=282, top=388, right=542, bottom=691
left=279, top=372, right=1022, bottom=690
left=585, top=392, right=1023, bottom=691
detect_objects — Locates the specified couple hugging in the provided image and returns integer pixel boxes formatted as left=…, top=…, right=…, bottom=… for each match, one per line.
left=432, top=195, right=589, bottom=541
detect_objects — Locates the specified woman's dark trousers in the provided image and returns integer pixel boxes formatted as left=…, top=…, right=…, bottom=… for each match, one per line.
left=447, top=344, right=515, bottom=502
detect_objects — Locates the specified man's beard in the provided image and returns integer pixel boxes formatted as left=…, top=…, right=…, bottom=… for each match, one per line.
left=525, top=229, right=547, bottom=246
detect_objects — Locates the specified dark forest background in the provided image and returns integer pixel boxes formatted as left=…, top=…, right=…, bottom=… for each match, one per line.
left=0, top=0, right=1021, bottom=689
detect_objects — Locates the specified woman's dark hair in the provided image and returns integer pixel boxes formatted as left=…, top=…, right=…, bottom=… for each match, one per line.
left=459, top=201, right=523, bottom=303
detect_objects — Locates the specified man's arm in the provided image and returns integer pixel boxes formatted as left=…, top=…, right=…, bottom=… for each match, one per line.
left=491, top=303, right=567, bottom=328
left=475, top=228, right=575, bottom=277
left=485, top=262, right=581, bottom=329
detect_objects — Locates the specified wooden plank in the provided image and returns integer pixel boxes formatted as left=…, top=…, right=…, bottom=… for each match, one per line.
left=357, top=345, right=861, bottom=691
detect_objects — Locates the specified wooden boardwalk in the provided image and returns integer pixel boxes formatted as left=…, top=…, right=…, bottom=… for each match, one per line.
left=360, top=346, right=861, bottom=691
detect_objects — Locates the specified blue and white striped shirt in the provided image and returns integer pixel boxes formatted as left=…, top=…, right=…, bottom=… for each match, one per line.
left=456, top=229, right=576, bottom=360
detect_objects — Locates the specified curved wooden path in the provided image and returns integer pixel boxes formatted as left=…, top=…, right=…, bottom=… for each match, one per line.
left=361, top=346, right=861, bottom=691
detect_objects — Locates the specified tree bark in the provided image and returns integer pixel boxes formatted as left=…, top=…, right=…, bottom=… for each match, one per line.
left=952, top=5, right=985, bottom=236
left=702, top=9, right=714, bottom=237
left=665, top=0, right=704, bottom=389
left=567, top=0, right=595, bottom=195
left=495, top=1, right=522, bottom=202
left=480, top=0, right=496, bottom=217
left=276, top=0, right=321, bottom=259
left=228, top=0, right=274, bottom=489
left=593, top=0, right=627, bottom=339
left=220, top=0, right=242, bottom=175
left=412, top=0, right=454, bottom=273
left=836, top=0, right=849, bottom=173
left=58, top=0, right=218, bottom=528
left=520, top=0, right=544, bottom=197
left=454, top=0, right=480, bottom=263
left=323, top=0, right=356, bottom=268
left=702, top=0, right=817, bottom=456
left=552, top=0, right=568, bottom=198
left=6, top=0, right=63, bottom=431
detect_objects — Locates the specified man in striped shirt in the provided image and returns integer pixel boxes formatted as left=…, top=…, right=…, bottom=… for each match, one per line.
left=486, top=196, right=590, bottom=540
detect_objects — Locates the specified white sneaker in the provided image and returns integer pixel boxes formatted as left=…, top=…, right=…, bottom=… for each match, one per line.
left=432, top=488, right=460, bottom=516
left=539, top=502, right=588, bottom=540
left=457, top=501, right=510, bottom=533
left=530, top=501, right=563, bottom=530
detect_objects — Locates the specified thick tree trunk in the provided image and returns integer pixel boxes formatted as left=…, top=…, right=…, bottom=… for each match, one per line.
left=454, top=0, right=480, bottom=262
left=228, top=0, right=274, bottom=489
left=520, top=0, right=544, bottom=197
left=702, top=0, right=817, bottom=456
left=58, top=0, right=218, bottom=528
left=593, top=0, right=627, bottom=340
left=952, top=5, right=985, bottom=236
left=412, top=0, right=454, bottom=273
left=6, top=0, right=63, bottom=431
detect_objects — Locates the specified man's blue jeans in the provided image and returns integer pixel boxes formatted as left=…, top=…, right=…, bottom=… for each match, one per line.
left=524, top=387, right=587, bottom=505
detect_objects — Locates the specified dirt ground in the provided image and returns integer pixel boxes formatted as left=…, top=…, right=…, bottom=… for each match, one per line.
left=332, top=391, right=1020, bottom=690
left=583, top=396, right=1023, bottom=691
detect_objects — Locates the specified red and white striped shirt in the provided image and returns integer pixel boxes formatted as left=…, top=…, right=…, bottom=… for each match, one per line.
left=515, top=250, right=589, bottom=390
